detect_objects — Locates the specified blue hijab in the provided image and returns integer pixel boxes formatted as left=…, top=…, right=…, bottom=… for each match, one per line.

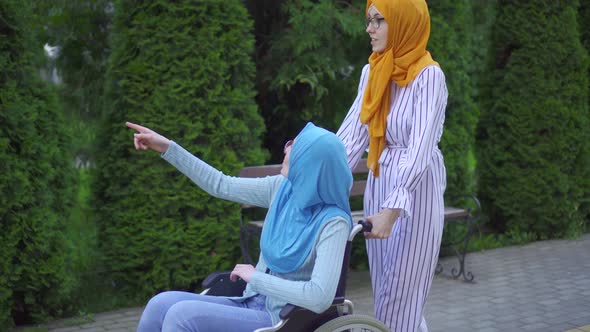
left=259, top=123, right=353, bottom=273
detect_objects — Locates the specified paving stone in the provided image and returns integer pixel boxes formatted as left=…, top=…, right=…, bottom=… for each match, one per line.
left=78, top=328, right=106, bottom=332
left=471, top=319, right=495, bottom=329
left=476, top=327, right=501, bottom=332
left=51, top=328, right=82, bottom=332
left=521, top=322, right=552, bottom=331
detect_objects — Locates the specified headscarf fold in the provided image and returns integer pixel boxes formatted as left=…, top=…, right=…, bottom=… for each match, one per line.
left=361, top=0, right=438, bottom=176
left=260, top=123, right=353, bottom=273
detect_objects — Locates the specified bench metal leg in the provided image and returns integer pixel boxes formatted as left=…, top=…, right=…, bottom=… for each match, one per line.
left=437, top=194, right=480, bottom=282
left=239, top=216, right=255, bottom=264
left=449, top=218, right=475, bottom=282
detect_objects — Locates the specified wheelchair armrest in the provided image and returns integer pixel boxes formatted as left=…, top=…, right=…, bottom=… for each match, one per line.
left=278, top=304, right=300, bottom=319
left=278, top=296, right=345, bottom=319
left=202, top=271, right=231, bottom=288
left=201, top=271, right=246, bottom=297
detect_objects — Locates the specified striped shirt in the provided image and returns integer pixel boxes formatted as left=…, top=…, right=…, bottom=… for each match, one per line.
left=337, top=64, right=448, bottom=331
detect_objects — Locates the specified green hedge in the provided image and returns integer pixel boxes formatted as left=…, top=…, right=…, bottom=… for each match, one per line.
left=476, top=1, right=590, bottom=238
left=0, top=0, right=77, bottom=326
left=244, top=0, right=368, bottom=162
left=94, top=0, right=267, bottom=301
left=578, top=2, right=590, bottom=224
left=428, top=0, right=480, bottom=199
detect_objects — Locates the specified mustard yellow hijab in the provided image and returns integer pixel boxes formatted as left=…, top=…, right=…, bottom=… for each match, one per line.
left=361, top=0, right=438, bottom=177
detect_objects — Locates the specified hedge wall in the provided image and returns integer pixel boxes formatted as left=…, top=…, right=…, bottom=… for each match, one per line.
left=0, top=0, right=77, bottom=326
left=243, top=0, right=368, bottom=162
left=93, top=0, right=267, bottom=300
left=578, top=2, right=590, bottom=223
left=476, top=1, right=590, bottom=238
left=428, top=0, right=479, bottom=199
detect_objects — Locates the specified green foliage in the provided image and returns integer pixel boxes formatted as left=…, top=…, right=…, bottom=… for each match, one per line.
left=578, top=2, right=590, bottom=224
left=244, top=0, right=368, bottom=162
left=0, top=0, right=78, bottom=326
left=428, top=0, right=482, bottom=199
left=580, top=2, right=590, bottom=52
left=476, top=1, right=590, bottom=238
left=34, top=0, right=113, bottom=165
left=94, top=0, right=267, bottom=300
left=61, top=169, right=135, bottom=313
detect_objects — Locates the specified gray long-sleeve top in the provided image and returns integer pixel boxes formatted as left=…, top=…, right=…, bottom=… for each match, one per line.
left=162, top=142, right=350, bottom=325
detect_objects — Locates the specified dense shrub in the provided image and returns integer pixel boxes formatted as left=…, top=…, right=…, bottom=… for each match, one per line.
left=244, top=0, right=368, bottom=162
left=94, top=0, right=267, bottom=300
left=35, top=1, right=113, bottom=165
left=476, top=1, right=590, bottom=238
left=0, top=0, right=77, bottom=326
left=578, top=2, right=590, bottom=224
left=428, top=0, right=480, bottom=199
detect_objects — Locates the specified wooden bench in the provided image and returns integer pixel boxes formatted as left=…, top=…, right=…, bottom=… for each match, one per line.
left=238, top=159, right=480, bottom=281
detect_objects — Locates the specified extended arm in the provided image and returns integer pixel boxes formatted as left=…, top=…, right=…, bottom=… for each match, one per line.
left=126, top=121, right=282, bottom=208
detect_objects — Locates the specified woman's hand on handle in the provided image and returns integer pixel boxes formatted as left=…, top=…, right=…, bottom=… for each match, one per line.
left=230, top=264, right=256, bottom=283
left=365, top=208, right=401, bottom=239
left=126, top=122, right=171, bottom=153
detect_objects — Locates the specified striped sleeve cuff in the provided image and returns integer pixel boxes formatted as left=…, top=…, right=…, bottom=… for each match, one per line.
left=382, top=187, right=412, bottom=219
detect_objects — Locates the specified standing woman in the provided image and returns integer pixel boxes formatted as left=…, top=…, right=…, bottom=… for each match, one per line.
left=337, top=0, right=447, bottom=331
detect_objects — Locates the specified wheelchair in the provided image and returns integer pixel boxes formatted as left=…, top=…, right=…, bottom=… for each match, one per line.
left=200, top=220, right=390, bottom=332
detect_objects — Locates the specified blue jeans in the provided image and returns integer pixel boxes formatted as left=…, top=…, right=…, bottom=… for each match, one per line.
left=136, top=291, right=272, bottom=332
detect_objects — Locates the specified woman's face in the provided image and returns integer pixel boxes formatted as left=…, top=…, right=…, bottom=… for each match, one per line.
left=281, top=139, right=294, bottom=177
left=366, top=4, right=388, bottom=53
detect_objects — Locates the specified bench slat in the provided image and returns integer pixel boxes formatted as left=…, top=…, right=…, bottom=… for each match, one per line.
left=239, top=159, right=369, bottom=178
left=238, top=158, right=479, bottom=281
left=350, top=180, right=367, bottom=197
left=443, top=207, right=470, bottom=221
left=246, top=207, right=469, bottom=231
left=239, top=164, right=281, bottom=178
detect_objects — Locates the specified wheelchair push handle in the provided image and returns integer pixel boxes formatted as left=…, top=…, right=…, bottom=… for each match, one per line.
left=358, top=219, right=373, bottom=233
left=349, top=219, right=373, bottom=240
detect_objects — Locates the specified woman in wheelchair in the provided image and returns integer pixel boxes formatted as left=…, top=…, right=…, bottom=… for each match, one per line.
left=127, top=121, right=354, bottom=332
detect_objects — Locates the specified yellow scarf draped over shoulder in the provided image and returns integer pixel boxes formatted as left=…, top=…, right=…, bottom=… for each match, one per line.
left=361, top=0, right=438, bottom=177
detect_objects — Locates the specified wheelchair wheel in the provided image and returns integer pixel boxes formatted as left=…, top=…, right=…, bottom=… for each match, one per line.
left=313, top=314, right=390, bottom=332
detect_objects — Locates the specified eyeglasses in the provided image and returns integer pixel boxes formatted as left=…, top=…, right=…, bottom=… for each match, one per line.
left=283, top=139, right=294, bottom=153
left=365, top=17, right=385, bottom=30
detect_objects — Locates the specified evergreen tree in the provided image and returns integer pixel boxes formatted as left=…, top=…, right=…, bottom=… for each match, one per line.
left=428, top=0, right=480, bottom=199
left=476, top=1, right=589, bottom=238
left=31, top=0, right=118, bottom=313
left=35, top=0, right=113, bottom=165
left=244, top=0, right=368, bottom=162
left=578, top=1, right=590, bottom=224
left=94, top=0, right=266, bottom=299
left=0, top=0, right=77, bottom=326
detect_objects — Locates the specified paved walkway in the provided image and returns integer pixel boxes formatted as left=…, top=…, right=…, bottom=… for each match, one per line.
left=12, top=234, right=590, bottom=332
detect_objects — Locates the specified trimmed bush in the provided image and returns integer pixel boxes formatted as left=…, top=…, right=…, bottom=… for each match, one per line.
left=94, top=0, right=267, bottom=300
left=578, top=2, right=590, bottom=224
left=244, top=0, right=368, bottom=162
left=476, top=1, right=590, bottom=238
left=0, top=0, right=77, bottom=326
left=428, top=0, right=480, bottom=199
